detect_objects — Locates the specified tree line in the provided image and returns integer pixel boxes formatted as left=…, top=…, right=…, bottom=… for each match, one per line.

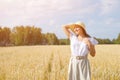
left=0, top=26, right=120, bottom=46
left=59, top=34, right=120, bottom=45
left=0, top=26, right=59, bottom=46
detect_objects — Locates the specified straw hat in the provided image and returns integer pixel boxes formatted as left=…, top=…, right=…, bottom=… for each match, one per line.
left=75, top=22, right=86, bottom=29
left=69, top=21, right=86, bottom=32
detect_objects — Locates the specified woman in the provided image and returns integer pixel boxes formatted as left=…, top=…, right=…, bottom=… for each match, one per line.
left=62, top=22, right=98, bottom=80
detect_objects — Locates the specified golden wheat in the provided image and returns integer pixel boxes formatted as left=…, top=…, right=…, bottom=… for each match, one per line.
left=0, top=45, right=120, bottom=80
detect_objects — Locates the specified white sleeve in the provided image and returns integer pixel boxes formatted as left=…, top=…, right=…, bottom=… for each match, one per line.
left=69, top=29, right=76, bottom=36
left=69, top=29, right=75, bottom=35
left=68, top=29, right=76, bottom=40
left=89, top=37, right=98, bottom=45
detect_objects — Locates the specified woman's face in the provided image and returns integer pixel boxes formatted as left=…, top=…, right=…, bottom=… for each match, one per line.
left=74, top=26, right=83, bottom=35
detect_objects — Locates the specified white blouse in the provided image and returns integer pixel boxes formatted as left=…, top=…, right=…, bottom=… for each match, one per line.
left=69, top=30, right=98, bottom=56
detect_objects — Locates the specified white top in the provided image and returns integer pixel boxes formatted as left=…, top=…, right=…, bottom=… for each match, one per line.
left=69, top=30, right=98, bottom=56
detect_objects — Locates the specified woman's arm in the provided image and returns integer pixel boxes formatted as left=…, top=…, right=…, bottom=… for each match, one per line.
left=84, top=38, right=96, bottom=57
left=88, top=43, right=96, bottom=57
left=62, top=25, right=71, bottom=38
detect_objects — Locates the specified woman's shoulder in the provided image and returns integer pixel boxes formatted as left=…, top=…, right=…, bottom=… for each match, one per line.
left=83, top=37, right=91, bottom=41
left=88, top=37, right=98, bottom=45
left=83, top=37, right=98, bottom=45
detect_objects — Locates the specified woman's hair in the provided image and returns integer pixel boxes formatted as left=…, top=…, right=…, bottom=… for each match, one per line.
left=79, top=25, right=91, bottom=37
left=71, top=24, right=91, bottom=37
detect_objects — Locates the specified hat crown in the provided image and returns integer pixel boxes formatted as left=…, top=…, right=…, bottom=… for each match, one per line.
left=75, top=22, right=85, bottom=29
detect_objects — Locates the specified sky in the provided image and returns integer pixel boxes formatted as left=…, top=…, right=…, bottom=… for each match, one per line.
left=0, top=0, right=120, bottom=39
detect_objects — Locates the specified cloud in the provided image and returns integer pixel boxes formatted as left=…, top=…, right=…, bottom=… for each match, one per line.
left=0, top=0, right=98, bottom=17
left=0, top=0, right=99, bottom=27
left=100, top=0, right=120, bottom=15
left=48, top=20, right=55, bottom=26
left=87, top=20, right=96, bottom=26
left=104, top=18, right=115, bottom=25
left=0, top=0, right=120, bottom=39
left=0, top=0, right=119, bottom=22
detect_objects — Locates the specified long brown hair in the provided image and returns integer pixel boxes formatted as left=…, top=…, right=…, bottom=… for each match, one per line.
left=79, top=25, right=91, bottom=37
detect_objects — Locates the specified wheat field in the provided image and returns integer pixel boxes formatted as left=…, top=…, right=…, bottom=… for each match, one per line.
left=0, top=45, right=120, bottom=80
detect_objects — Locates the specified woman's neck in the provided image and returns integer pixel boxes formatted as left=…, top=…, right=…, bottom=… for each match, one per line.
left=77, top=34, right=86, bottom=38
left=77, top=35, right=86, bottom=41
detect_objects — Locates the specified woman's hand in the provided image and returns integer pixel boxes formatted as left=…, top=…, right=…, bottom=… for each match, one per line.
left=83, top=38, right=96, bottom=57
left=62, top=25, right=71, bottom=38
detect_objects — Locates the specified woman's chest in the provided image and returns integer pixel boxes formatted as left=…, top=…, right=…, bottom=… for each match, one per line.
left=71, top=37, right=88, bottom=48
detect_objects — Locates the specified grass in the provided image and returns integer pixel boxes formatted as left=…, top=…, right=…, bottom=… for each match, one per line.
left=0, top=45, right=120, bottom=80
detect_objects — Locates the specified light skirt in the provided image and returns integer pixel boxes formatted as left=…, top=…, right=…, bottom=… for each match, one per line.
left=68, top=57, right=91, bottom=80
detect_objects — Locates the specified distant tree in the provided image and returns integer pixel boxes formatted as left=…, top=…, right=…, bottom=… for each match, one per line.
left=112, top=33, right=120, bottom=44
left=96, top=38, right=112, bottom=44
left=42, top=33, right=59, bottom=45
left=31, top=26, right=42, bottom=45
left=41, top=33, right=48, bottom=45
left=59, top=39, right=70, bottom=45
left=0, top=27, right=3, bottom=44
left=0, top=27, right=11, bottom=46
left=23, top=26, right=31, bottom=45
left=10, top=26, right=42, bottom=45
left=10, top=26, right=24, bottom=45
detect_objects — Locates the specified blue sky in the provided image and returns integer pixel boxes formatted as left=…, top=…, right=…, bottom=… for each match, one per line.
left=0, top=0, right=120, bottom=39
